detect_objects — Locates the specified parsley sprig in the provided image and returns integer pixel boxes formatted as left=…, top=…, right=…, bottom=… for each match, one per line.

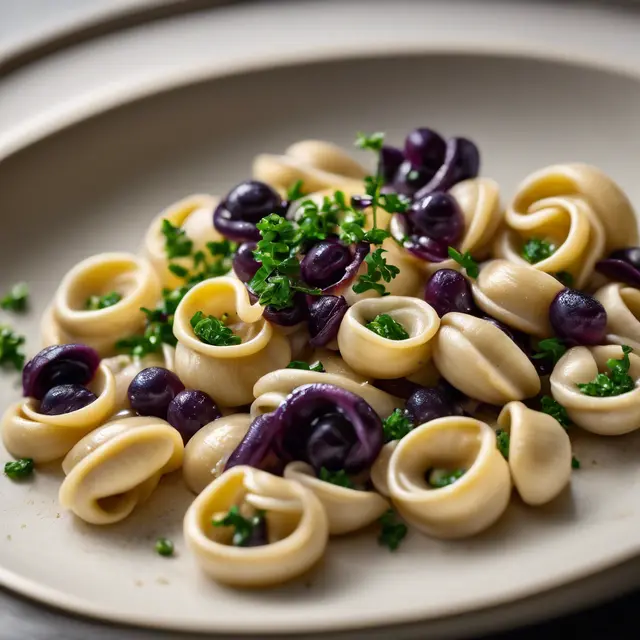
left=522, top=238, right=556, bottom=264
left=85, top=291, right=122, bottom=311
left=378, top=509, right=407, bottom=551
left=532, top=338, right=567, bottom=365
left=352, top=248, right=399, bottom=297
left=540, top=396, right=571, bottom=429
left=577, top=345, right=635, bottom=397
left=4, top=458, right=34, bottom=479
left=286, top=360, right=325, bottom=372
left=496, top=429, right=510, bottom=459
left=366, top=313, right=409, bottom=340
left=448, top=247, right=479, bottom=278
left=555, top=271, right=574, bottom=287
left=0, top=283, right=28, bottom=312
left=572, top=456, right=581, bottom=469
left=318, top=467, right=355, bottom=489
left=0, top=326, right=25, bottom=370
left=427, top=468, right=466, bottom=489
left=155, top=537, right=174, bottom=557
left=382, top=409, right=414, bottom=443
left=212, top=505, right=267, bottom=547
left=162, top=218, right=193, bottom=259
left=190, top=311, right=241, bottom=346
left=286, top=179, right=306, bottom=201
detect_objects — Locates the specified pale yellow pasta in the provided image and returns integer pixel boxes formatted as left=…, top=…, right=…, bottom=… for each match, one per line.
left=497, top=402, right=571, bottom=506
left=495, top=196, right=605, bottom=289
left=337, top=296, right=440, bottom=379
left=142, top=193, right=223, bottom=289
left=173, top=276, right=291, bottom=407
left=387, top=417, right=511, bottom=539
left=471, top=259, right=564, bottom=337
left=284, top=462, right=388, bottom=535
left=433, top=313, right=540, bottom=405
left=59, top=416, right=183, bottom=525
left=183, top=465, right=329, bottom=587
left=370, top=441, right=398, bottom=498
left=250, top=368, right=401, bottom=419
left=183, top=414, right=253, bottom=494
left=253, top=140, right=367, bottom=194
left=42, top=252, right=161, bottom=356
left=310, top=348, right=366, bottom=381
left=595, top=283, right=640, bottom=352
left=550, top=345, right=640, bottom=435
left=1, top=362, right=117, bottom=463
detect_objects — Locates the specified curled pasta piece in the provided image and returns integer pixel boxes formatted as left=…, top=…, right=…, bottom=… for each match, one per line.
left=183, top=465, right=329, bottom=587
left=370, top=441, right=398, bottom=498
left=595, top=283, right=640, bottom=351
left=550, top=345, right=640, bottom=435
left=497, top=401, right=571, bottom=506
left=42, top=252, right=161, bottom=356
left=471, top=259, right=564, bottom=337
left=310, top=348, right=366, bottom=381
left=337, top=297, right=440, bottom=379
left=142, top=194, right=223, bottom=288
left=507, top=163, right=638, bottom=254
left=433, top=313, right=540, bottom=404
left=250, top=368, right=401, bottom=419
left=183, top=414, right=253, bottom=494
left=387, top=417, right=511, bottom=538
left=173, top=276, right=291, bottom=407
left=283, top=461, right=389, bottom=535
left=253, top=140, right=367, bottom=194
left=59, top=416, right=183, bottom=524
left=1, top=362, right=117, bottom=463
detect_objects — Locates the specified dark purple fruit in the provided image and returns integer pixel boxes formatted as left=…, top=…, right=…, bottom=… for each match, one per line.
left=128, top=367, right=185, bottom=419
left=424, top=269, right=476, bottom=317
left=305, top=412, right=357, bottom=473
left=167, top=389, right=222, bottom=444
left=549, top=289, right=607, bottom=346
left=232, top=242, right=260, bottom=283
left=300, top=240, right=352, bottom=289
left=404, top=128, right=446, bottom=169
left=308, top=296, right=348, bottom=347
left=408, top=192, right=464, bottom=245
left=39, top=384, right=97, bottom=415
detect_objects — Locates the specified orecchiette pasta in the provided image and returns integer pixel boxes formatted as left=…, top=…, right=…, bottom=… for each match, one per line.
left=284, top=461, right=389, bottom=535
left=173, top=276, right=291, bottom=407
left=550, top=345, right=640, bottom=435
left=183, top=414, right=253, bottom=494
left=497, top=401, right=571, bottom=506
left=337, top=296, right=440, bottom=379
left=1, top=362, right=117, bottom=463
left=42, top=252, right=161, bottom=356
left=59, top=416, right=183, bottom=524
left=595, top=283, right=640, bottom=352
left=183, top=465, right=329, bottom=587
left=471, top=260, right=564, bottom=337
left=433, top=313, right=540, bottom=405
left=387, top=417, right=511, bottom=538
left=142, top=194, right=223, bottom=289
left=370, top=441, right=398, bottom=498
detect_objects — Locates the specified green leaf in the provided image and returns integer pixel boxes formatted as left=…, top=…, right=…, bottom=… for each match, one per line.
left=85, top=291, right=122, bottom=311
left=379, top=192, right=410, bottom=214
left=540, top=395, right=571, bottom=429
left=168, top=263, right=189, bottom=278
left=286, top=360, right=325, bottom=372
left=366, top=314, right=409, bottom=340
left=352, top=248, right=399, bottom=297
left=212, top=505, right=266, bottom=547
left=155, top=537, right=174, bottom=557
left=363, top=228, right=390, bottom=245
left=4, top=458, right=34, bottom=479
left=448, top=246, right=479, bottom=278
left=571, top=455, right=581, bottom=469
left=190, top=311, right=241, bottom=346
left=0, top=282, right=29, bottom=312
left=555, top=271, right=574, bottom=287
left=496, top=429, right=510, bottom=459
left=382, top=409, right=414, bottom=443
left=355, top=131, right=385, bottom=152
left=378, top=509, right=407, bottom=551
left=161, top=218, right=193, bottom=259
left=318, top=467, right=354, bottom=489
left=532, top=337, right=567, bottom=364
left=577, top=345, right=635, bottom=397
left=0, top=326, right=25, bottom=370
left=427, top=468, right=466, bottom=488
left=286, top=179, right=306, bottom=201
left=522, top=237, right=556, bottom=264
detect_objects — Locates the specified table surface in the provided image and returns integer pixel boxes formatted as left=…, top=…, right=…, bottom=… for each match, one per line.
left=0, top=1, right=640, bottom=638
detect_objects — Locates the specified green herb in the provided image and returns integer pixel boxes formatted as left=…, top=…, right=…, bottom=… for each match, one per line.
left=382, top=409, right=414, bottom=443
left=168, top=264, right=189, bottom=278
left=571, top=455, right=581, bottom=469
left=353, top=248, right=399, bottom=296
left=496, top=429, right=510, bottom=459
left=162, top=218, right=193, bottom=259
left=555, top=271, right=574, bottom=287
left=318, top=467, right=354, bottom=489
left=4, top=458, right=34, bottom=479
left=212, top=505, right=266, bottom=547
left=355, top=131, right=385, bottom=152
left=296, top=195, right=342, bottom=245
left=378, top=509, right=407, bottom=551
left=0, top=326, right=25, bottom=370
left=448, top=247, right=479, bottom=278
left=286, top=179, right=306, bottom=201
left=366, top=313, right=409, bottom=340
left=0, top=283, right=28, bottom=312
left=286, top=360, right=325, bottom=372
left=427, top=468, right=466, bottom=489
left=577, top=345, right=635, bottom=397
left=532, top=338, right=567, bottom=365
left=522, top=237, right=556, bottom=264
left=190, top=311, right=241, bottom=346
left=85, top=291, right=122, bottom=311
left=540, top=395, right=571, bottom=429
left=155, top=537, right=174, bottom=557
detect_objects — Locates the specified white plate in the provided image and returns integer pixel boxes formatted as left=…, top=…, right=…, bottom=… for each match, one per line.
left=2, top=1, right=640, bottom=637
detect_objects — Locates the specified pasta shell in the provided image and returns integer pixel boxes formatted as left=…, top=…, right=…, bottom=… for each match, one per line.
left=595, top=283, right=640, bottom=352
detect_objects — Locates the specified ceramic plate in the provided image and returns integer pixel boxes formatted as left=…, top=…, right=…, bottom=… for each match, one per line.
left=2, top=2, right=640, bottom=637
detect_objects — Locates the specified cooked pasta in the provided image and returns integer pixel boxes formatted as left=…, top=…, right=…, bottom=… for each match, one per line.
left=595, top=283, right=640, bottom=351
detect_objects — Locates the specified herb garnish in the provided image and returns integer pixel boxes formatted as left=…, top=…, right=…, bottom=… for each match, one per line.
left=0, top=326, right=25, bottom=370
left=577, top=345, right=635, bottom=397
left=212, top=505, right=266, bottom=547
left=522, top=238, right=556, bottom=264
left=190, top=311, right=242, bottom=346
left=555, top=271, right=574, bottom=287
left=4, top=458, right=34, bottom=479
left=286, top=179, right=306, bottom=201
left=85, top=291, right=122, bottom=311
left=155, top=537, right=174, bottom=557
left=571, top=455, right=581, bottom=469
left=162, top=219, right=193, bottom=259
left=540, top=395, right=571, bottom=429
left=448, top=247, right=479, bottom=278
left=318, top=467, right=354, bottom=489
left=286, top=360, right=325, bottom=372
left=496, top=429, right=510, bottom=459
left=0, top=283, right=28, bottom=312
left=532, top=338, right=567, bottom=365
left=366, top=313, right=409, bottom=340
left=382, top=409, right=414, bottom=443
left=378, top=509, right=407, bottom=551
left=352, top=249, right=400, bottom=297
left=427, top=468, right=466, bottom=489
left=355, top=131, right=385, bottom=152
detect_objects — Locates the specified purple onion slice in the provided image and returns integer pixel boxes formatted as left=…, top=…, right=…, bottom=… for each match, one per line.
left=321, top=242, right=370, bottom=295
left=308, top=295, right=349, bottom=347
left=225, top=413, right=281, bottom=471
